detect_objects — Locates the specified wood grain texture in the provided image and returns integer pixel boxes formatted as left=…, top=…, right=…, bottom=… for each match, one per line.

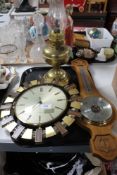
left=71, top=59, right=117, bottom=160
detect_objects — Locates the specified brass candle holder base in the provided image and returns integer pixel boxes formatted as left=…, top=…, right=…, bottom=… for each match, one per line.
left=42, top=30, right=70, bottom=86
left=42, top=67, right=70, bottom=86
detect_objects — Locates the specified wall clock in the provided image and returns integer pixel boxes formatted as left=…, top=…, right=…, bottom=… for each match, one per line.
left=0, top=80, right=80, bottom=145
left=12, top=84, right=68, bottom=127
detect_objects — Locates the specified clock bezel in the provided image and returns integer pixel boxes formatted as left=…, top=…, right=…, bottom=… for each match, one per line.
left=10, top=83, right=70, bottom=129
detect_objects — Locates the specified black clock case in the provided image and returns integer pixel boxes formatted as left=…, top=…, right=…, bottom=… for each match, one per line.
left=10, top=66, right=90, bottom=147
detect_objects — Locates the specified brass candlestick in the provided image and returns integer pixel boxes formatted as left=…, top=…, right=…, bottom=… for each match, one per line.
left=42, top=30, right=70, bottom=86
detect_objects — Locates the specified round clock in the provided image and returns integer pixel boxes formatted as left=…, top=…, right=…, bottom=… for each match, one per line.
left=11, top=84, right=69, bottom=128
left=1, top=81, right=80, bottom=145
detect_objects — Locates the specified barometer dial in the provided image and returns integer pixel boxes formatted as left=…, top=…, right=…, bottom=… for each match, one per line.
left=80, top=96, right=112, bottom=125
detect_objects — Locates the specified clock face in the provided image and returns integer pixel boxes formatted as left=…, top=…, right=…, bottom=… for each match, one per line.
left=12, top=84, right=68, bottom=127
left=1, top=80, right=79, bottom=144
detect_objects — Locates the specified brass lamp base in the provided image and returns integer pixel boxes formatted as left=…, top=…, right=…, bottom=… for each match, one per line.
left=42, top=67, right=70, bottom=86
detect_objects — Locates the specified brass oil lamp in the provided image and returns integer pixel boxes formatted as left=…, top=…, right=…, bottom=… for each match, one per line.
left=43, top=29, right=70, bottom=86
left=42, top=0, right=70, bottom=86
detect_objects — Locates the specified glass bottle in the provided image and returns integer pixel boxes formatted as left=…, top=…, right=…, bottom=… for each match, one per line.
left=30, top=33, right=46, bottom=63
left=42, top=15, right=49, bottom=40
left=111, top=18, right=117, bottom=55
left=13, top=20, right=27, bottom=63
left=15, top=32, right=27, bottom=63
left=65, top=4, right=73, bottom=47
left=29, top=13, right=46, bottom=63
left=111, top=18, right=117, bottom=38
left=0, top=0, right=5, bottom=11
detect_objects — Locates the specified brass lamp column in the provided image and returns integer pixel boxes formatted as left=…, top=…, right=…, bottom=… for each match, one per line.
left=43, top=30, right=70, bottom=86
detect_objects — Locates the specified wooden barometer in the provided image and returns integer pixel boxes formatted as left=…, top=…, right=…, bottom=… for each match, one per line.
left=71, top=59, right=117, bottom=160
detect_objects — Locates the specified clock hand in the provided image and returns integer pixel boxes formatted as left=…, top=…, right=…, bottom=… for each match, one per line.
left=32, top=103, right=40, bottom=110
left=32, top=100, right=43, bottom=111
left=38, top=97, right=43, bottom=104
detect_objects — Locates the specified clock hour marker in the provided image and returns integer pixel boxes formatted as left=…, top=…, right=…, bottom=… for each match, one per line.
left=30, top=90, right=34, bottom=95
left=57, top=99, right=66, bottom=101
left=18, top=110, right=25, bottom=116
left=39, top=115, right=41, bottom=123
left=17, top=104, right=25, bottom=106
left=23, top=96, right=28, bottom=100
left=55, top=106, right=63, bottom=110
left=54, top=92, right=61, bottom=95
left=26, top=114, right=32, bottom=121
left=38, top=97, right=42, bottom=103
left=49, top=113, right=54, bottom=119
left=48, top=86, right=53, bottom=92
left=40, top=87, right=43, bottom=92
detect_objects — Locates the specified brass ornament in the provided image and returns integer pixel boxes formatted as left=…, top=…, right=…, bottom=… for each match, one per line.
left=70, top=101, right=81, bottom=109
left=30, top=80, right=38, bottom=86
left=63, top=115, right=75, bottom=126
left=68, top=88, right=79, bottom=95
left=16, top=86, right=25, bottom=93
left=42, top=30, right=70, bottom=86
